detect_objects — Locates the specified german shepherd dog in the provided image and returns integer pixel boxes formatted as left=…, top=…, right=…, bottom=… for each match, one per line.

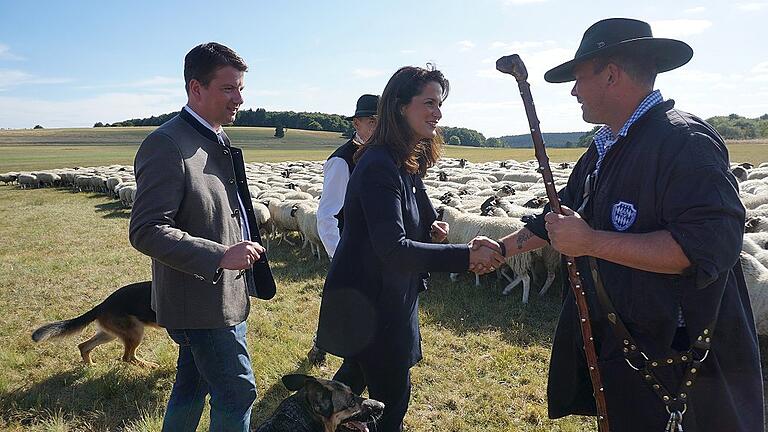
left=256, top=374, right=384, bottom=432
left=31, top=281, right=160, bottom=367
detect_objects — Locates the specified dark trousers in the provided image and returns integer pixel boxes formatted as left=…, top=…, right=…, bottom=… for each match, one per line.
left=333, top=357, right=412, bottom=432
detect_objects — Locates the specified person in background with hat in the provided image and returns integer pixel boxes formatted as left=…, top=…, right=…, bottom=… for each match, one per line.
left=483, top=18, right=763, bottom=431
left=306, top=94, right=379, bottom=366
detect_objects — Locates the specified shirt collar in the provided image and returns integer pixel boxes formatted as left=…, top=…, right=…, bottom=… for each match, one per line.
left=594, top=90, right=663, bottom=143
left=183, top=105, right=223, bottom=136
left=352, top=133, right=365, bottom=146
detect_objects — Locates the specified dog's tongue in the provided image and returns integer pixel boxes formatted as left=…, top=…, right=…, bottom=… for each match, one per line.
left=344, top=421, right=368, bottom=432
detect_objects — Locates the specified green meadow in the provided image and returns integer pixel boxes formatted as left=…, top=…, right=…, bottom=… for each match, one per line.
left=0, top=127, right=766, bottom=431
left=2, top=127, right=765, bottom=173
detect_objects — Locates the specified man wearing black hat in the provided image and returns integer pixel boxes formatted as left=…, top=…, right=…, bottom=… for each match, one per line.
left=491, top=18, right=763, bottom=431
left=307, top=94, right=378, bottom=366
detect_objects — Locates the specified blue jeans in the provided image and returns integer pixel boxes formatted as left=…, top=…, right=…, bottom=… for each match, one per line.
left=162, top=322, right=256, bottom=432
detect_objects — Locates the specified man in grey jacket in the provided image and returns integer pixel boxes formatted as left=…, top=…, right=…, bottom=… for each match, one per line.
left=129, top=42, right=276, bottom=432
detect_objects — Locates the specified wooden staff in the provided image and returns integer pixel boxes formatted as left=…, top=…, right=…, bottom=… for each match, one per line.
left=496, top=54, right=610, bottom=432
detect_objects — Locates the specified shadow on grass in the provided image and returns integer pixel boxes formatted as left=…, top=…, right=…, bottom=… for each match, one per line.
left=419, top=271, right=565, bottom=347
left=266, top=236, right=330, bottom=283
left=0, top=365, right=172, bottom=430
left=250, top=358, right=314, bottom=428
left=94, top=201, right=131, bottom=219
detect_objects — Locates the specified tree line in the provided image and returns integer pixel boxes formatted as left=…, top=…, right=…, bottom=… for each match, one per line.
left=95, top=111, right=768, bottom=146
left=95, top=109, right=351, bottom=133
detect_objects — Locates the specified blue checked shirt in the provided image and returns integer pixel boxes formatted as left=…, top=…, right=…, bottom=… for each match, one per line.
left=592, top=90, right=663, bottom=174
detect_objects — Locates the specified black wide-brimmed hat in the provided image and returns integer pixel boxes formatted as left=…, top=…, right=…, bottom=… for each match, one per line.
left=544, top=18, right=693, bottom=83
left=346, top=94, right=379, bottom=120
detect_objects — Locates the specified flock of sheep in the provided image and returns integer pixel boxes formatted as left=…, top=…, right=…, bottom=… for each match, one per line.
left=2, top=158, right=768, bottom=333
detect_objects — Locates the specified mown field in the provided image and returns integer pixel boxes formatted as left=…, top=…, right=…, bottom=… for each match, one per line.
left=0, top=128, right=766, bottom=431
left=2, top=127, right=766, bottom=172
left=0, top=185, right=594, bottom=432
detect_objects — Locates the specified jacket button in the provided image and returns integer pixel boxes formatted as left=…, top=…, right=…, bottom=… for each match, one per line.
left=229, top=178, right=235, bottom=184
left=232, top=209, right=240, bottom=217
left=223, top=149, right=229, bottom=155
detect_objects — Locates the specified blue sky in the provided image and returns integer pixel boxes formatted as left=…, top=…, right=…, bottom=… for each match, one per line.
left=1, top=0, right=766, bottom=137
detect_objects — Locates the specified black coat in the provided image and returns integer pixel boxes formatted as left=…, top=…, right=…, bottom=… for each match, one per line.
left=526, top=101, right=763, bottom=431
left=316, top=145, right=469, bottom=367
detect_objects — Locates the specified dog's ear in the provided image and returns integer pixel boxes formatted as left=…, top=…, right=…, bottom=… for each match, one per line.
left=282, top=374, right=312, bottom=391
left=305, top=379, right=334, bottom=419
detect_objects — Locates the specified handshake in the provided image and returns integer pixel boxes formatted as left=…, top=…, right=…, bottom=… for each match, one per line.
left=468, top=236, right=506, bottom=275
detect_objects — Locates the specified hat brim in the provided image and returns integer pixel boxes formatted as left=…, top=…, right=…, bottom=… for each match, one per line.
left=544, top=38, right=693, bottom=83
left=345, top=110, right=378, bottom=120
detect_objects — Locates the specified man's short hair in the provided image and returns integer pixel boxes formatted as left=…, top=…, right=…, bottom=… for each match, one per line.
left=593, top=49, right=657, bottom=88
left=184, top=42, right=248, bottom=93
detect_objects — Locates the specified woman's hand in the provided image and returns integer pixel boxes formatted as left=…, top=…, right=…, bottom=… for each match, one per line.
left=430, top=220, right=449, bottom=243
left=468, top=237, right=505, bottom=274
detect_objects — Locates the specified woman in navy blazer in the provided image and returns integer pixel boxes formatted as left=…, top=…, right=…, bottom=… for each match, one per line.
left=316, top=66, right=504, bottom=431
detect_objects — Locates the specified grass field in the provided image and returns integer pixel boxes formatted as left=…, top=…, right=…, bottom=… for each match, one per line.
left=0, top=186, right=594, bottom=431
left=0, top=128, right=766, bottom=431
left=2, top=127, right=766, bottom=172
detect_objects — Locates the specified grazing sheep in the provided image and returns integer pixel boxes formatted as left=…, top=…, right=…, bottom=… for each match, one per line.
left=740, top=252, right=768, bottom=336
left=17, top=173, right=39, bottom=189
left=266, top=199, right=300, bottom=245
left=291, top=202, right=324, bottom=260
left=250, top=201, right=273, bottom=250
left=745, top=216, right=768, bottom=234
left=0, top=172, right=19, bottom=184
left=438, top=205, right=537, bottom=303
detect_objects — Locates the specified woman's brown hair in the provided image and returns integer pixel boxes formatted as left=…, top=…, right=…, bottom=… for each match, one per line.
left=354, top=65, right=449, bottom=177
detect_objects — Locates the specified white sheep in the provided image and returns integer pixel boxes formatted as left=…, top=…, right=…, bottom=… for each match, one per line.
left=439, top=205, right=537, bottom=303
left=740, top=252, right=768, bottom=336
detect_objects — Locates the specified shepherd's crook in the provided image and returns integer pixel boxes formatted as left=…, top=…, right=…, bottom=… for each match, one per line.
left=496, top=54, right=611, bottom=432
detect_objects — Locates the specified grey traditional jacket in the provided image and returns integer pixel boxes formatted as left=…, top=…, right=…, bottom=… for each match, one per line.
left=129, top=109, right=275, bottom=329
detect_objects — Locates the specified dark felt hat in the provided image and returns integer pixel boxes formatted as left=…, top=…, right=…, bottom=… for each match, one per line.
left=346, top=94, right=379, bottom=120
left=544, top=18, right=693, bottom=83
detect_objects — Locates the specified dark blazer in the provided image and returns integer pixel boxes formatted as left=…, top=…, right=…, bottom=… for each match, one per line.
left=316, top=145, right=469, bottom=367
left=129, top=109, right=275, bottom=329
left=525, top=101, right=763, bottom=431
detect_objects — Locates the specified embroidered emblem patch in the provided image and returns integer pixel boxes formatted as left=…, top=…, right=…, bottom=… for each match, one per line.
left=611, top=201, right=637, bottom=231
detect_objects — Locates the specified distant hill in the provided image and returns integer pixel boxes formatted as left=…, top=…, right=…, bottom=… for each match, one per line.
left=498, top=132, right=588, bottom=148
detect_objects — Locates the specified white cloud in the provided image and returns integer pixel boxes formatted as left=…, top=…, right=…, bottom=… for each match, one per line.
left=684, top=6, right=707, bottom=13
left=675, top=69, right=723, bottom=83
left=489, top=40, right=555, bottom=51
left=503, top=0, right=547, bottom=4
left=0, top=69, right=71, bottom=90
left=0, top=91, right=186, bottom=129
left=0, top=44, right=24, bottom=60
left=748, top=61, right=768, bottom=82
left=448, top=100, right=519, bottom=112
left=352, top=68, right=386, bottom=78
left=129, top=76, right=179, bottom=88
left=650, top=19, right=712, bottom=38
left=736, top=2, right=768, bottom=11
left=400, top=49, right=416, bottom=54
left=457, top=40, right=476, bottom=52
left=477, top=47, right=573, bottom=84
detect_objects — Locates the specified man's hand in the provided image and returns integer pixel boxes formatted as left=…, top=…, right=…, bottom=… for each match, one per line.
left=219, top=241, right=266, bottom=270
left=430, top=220, right=449, bottom=243
left=545, top=205, right=594, bottom=257
left=468, top=236, right=505, bottom=274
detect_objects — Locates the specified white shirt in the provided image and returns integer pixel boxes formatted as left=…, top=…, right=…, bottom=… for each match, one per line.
left=316, top=134, right=363, bottom=259
left=183, top=105, right=252, bottom=243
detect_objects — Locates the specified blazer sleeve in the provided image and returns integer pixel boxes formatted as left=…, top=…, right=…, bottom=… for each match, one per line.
left=129, top=131, right=228, bottom=281
left=660, top=132, right=745, bottom=289
left=358, top=160, right=469, bottom=273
